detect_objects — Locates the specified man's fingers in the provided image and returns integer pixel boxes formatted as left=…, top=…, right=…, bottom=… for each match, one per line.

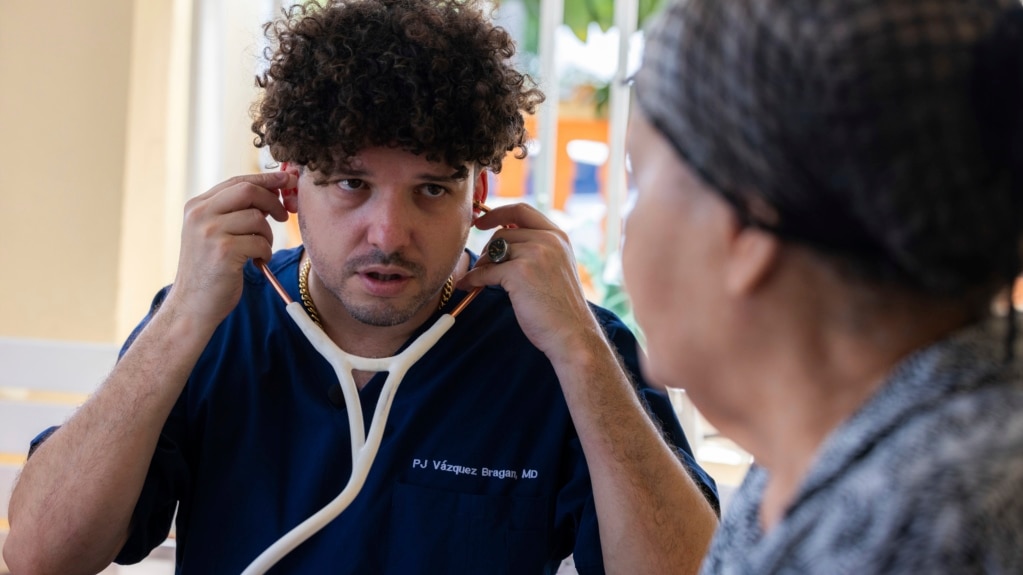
left=201, top=179, right=290, bottom=223
left=216, top=209, right=276, bottom=241
left=213, top=171, right=295, bottom=197
left=232, top=233, right=275, bottom=265
left=457, top=261, right=499, bottom=290
left=191, top=172, right=296, bottom=207
left=473, top=202, right=558, bottom=232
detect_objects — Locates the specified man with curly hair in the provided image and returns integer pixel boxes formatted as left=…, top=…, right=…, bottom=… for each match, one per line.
left=3, top=0, right=718, bottom=573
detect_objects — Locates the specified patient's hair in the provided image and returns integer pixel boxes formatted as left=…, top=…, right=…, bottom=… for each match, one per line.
left=252, top=0, right=544, bottom=178
left=636, top=0, right=1023, bottom=314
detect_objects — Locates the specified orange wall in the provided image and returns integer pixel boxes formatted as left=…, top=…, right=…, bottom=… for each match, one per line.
left=495, top=115, right=609, bottom=211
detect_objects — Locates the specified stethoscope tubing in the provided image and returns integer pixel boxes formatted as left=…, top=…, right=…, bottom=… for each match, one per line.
left=241, top=302, right=456, bottom=574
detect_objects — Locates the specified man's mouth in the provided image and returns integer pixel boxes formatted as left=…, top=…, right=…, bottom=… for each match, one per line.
left=366, top=272, right=405, bottom=281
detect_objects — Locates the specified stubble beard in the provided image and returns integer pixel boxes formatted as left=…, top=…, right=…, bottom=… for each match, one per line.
left=330, top=247, right=464, bottom=328
left=342, top=274, right=447, bottom=327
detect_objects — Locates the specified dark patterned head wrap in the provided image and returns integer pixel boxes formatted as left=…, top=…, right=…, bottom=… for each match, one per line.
left=635, top=0, right=1023, bottom=302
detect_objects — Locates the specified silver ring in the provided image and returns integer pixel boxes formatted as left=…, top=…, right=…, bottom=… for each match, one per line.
left=487, top=237, right=510, bottom=264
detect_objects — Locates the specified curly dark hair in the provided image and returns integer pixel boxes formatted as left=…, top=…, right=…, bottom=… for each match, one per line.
left=251, top=0, right=544, bottom=178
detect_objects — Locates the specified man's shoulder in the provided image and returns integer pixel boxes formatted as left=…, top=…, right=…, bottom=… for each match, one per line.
left=458, top=286, right=637, bottom=344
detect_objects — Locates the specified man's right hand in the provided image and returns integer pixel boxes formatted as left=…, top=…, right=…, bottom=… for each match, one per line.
left=165, top=171, right=296, bottom=329
left=2, top=171, right=297, bottom=575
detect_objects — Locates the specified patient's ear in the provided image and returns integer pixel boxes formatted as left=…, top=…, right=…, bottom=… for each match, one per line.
left=725, top=225, right=780, bottom=296
left=721, top=190, right=782, bottom=296
left=280, top=162, right=300, bottom=214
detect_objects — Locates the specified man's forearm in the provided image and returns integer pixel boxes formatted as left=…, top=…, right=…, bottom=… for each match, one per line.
left=3, top=303, right=212, bottom=575
left=554, top=332, right=718, bottom=575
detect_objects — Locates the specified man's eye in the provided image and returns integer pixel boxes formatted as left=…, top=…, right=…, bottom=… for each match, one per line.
left=420, top=184, right=448, bottom=198
left=336, top=179, right=365, bottom=191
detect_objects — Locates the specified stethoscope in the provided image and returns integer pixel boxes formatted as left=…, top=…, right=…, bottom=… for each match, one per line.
left=240, top=202, right=507, bottom=574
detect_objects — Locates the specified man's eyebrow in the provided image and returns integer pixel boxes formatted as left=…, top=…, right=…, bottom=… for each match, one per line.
left=333, top=167, right=370, bottom=177
left=312, top=168, right=466, bottom=185
left=310, top=167, right=367, bottom=186
left=417, top=171, right=466, bottom=182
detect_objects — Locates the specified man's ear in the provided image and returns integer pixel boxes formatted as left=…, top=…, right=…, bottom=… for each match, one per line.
left=725, top=224, right=781, bottom=297
left=280, top=162, right=300, bottom=214
left=473, top=168, right=489, bottom=209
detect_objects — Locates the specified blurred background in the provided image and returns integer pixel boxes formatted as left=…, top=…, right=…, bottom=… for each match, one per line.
left=0, top=0, right=657, bottom=344
left=0, top=0, right=750, bottom=571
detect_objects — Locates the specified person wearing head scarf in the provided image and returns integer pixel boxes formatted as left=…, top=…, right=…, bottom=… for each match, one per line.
left=626, top=0, right=1023, bottom=571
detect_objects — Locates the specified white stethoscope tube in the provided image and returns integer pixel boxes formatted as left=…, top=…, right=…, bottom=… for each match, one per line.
left=241, top=302, right=456, bottom=575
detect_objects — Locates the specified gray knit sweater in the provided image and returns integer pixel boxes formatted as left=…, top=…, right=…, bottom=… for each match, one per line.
left=701, top=319, right=1023, bottom=574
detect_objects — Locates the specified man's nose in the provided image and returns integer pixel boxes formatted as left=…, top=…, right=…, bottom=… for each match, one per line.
left=365, top=193, right=413, bottom=253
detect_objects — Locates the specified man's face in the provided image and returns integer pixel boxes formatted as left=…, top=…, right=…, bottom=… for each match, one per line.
left=293, top=146, right=484, bottom=327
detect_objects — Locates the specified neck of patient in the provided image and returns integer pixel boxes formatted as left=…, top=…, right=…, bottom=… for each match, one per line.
left=707, top=258, right=980, bottom=532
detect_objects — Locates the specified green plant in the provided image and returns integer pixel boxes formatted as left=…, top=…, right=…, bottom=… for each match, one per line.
left=576, top=247, right=644, bottom=346
left=517, top=0, right=667, bottom=53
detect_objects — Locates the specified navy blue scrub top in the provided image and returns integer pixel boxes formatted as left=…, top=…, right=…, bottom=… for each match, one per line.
left=33, top=247, right=717, bottom=574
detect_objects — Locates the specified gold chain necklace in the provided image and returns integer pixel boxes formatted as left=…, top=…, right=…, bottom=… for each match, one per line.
left=298, top=257, right=454, bottom=329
